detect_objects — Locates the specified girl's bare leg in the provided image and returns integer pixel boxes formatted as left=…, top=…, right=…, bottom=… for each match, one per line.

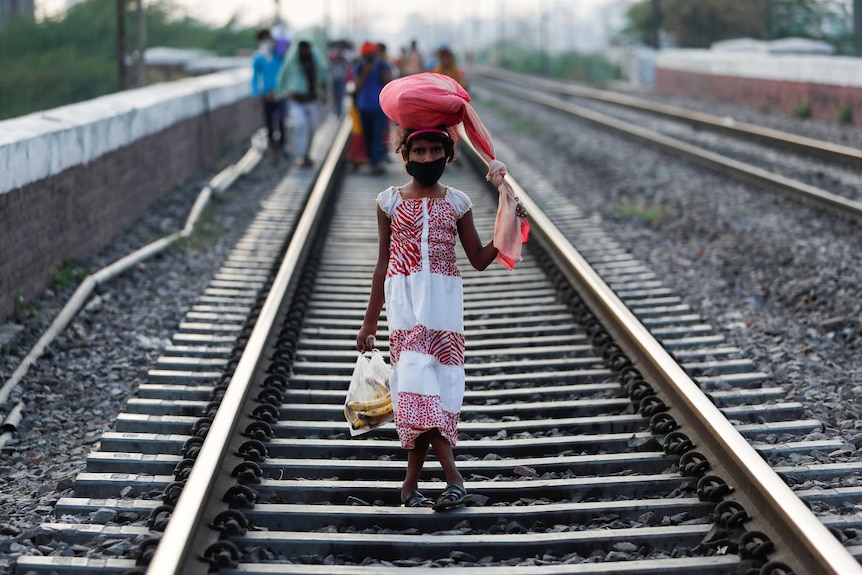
left=401, top=432, right=432, bottom=501
left=428, top=429, right=464, bottom=487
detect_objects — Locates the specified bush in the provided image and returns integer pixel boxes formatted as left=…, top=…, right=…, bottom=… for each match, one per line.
left=790, top=101, right=812, bottom=120
left=836, top=104, right=853, bottom=125
left=477, top=44, right=620, bottom=86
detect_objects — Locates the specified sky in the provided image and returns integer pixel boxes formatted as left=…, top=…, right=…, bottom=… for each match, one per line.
left=36, top=0, right=632, bottom=53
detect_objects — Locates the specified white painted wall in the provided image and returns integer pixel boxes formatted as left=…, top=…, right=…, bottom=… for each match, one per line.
left=656, top=49, right=862, bottom=88
left=0, top=67, right=252, bottom=196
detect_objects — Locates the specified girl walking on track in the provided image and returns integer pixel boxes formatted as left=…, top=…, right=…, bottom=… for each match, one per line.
left=356, top=126, right=496, bottom=511
left=355, top=72, right=529, bottom=512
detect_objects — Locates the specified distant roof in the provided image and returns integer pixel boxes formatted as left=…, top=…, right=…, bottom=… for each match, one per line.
left=710, top=37, right=834, bottom=55
left=144, top=47, right=248, bottom=74
left=185, top=57, right=248, bottom=73
left=710, top=38, right=767, bottom=52
left=144, top=47, right=216, bottom=66
left=767, top=37, right=834, bottom=55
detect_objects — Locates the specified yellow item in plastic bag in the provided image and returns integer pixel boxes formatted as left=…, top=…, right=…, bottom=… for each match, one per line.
left=344, top=350, right=393, bottom=436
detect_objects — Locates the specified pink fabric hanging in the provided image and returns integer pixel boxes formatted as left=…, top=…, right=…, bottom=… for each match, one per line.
left=380, top=73, right=529, bottom=270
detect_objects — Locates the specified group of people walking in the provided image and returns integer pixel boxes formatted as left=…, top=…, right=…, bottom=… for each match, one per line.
left=251, top=29, right=468, bottom=172
left=251, top=28, right=329, bottom=168
left=344, top=39, right=470, bottom=175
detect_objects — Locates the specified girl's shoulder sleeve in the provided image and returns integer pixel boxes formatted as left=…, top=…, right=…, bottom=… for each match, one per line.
left=447, top=187, right=473, bottom=217
left=376, top=186, right=399, bottom=217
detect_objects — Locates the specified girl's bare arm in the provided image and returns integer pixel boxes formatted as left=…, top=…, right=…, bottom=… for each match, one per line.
left=357, top=205, right=391, bottom=351
left=457, top=209, right=498, bottom=271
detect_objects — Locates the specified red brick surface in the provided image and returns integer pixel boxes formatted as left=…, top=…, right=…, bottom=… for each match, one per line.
left=0, top=97, right=258, bottom=321
left=656, top=69, right=862, bottom=125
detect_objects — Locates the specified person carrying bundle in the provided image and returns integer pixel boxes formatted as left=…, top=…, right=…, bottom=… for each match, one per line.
left=356, top=73, right=529, bottom=510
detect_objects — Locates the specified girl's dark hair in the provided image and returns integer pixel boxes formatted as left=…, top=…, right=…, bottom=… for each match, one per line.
left=395, top=126, right=458, bottom=163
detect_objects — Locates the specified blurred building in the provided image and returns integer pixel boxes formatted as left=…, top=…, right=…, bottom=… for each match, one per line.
left=0, top=0, right=34, bottom=29
left=144, top=47, right=248, bottom=83
left=712, top=37, right=835, bottom=55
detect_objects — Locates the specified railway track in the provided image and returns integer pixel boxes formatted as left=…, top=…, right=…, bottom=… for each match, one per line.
left=15, top=109, right=862, bottom=574
left=474, top=67, right=862, bottom=221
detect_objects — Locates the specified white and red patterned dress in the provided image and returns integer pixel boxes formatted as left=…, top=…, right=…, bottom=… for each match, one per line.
left=377, top=185, right=473, bottom=450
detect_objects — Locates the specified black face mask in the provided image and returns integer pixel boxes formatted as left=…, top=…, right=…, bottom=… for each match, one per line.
left=406, top=157, right=447, bottom=187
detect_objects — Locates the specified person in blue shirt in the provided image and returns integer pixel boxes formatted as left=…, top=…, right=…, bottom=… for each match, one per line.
left=353, top=42, right=392, bottom=175
left=251, top=29, right=287, bottom=157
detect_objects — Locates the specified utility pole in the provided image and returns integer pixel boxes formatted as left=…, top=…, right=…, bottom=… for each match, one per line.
left=855, top=0, right=862, bottom=56
left=133, top=0, right=146, bottom=87
left=650, top=0, right=662, bottom=50
left=116, top=0, right=146, bottom=90
left=497, top=0, right=504, bottom=67
left=324, top=0, right=331, bottom=43
left=116, top=0, right=127, bottom=90
left=540, top=0, right=548, bottom=75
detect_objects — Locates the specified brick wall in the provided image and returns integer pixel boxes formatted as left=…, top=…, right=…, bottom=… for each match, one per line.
left=653, top=50, right=862, bottom=125
left=0, top=97, right=258, bottom=321
left=656, top=68, right=862, bottom=125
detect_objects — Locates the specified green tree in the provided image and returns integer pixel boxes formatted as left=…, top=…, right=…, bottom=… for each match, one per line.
left=0, top=1, right=117, bottom=118
left=662, top=0, right=767, bottom=47
left=622, top=1, right=658, bottom=46
left=144, top=1, right=257, bottom=56
left=0, top=0, right=257, bottom=121
left=622, top=0, right=850, bottom=49
left=764, top=0, right=850, bottom=39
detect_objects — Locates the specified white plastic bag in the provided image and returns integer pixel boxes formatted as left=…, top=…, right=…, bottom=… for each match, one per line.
left=343, top=350, right=394, bottom=436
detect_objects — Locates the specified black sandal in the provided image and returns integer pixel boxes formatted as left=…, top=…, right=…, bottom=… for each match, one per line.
left=402, top=490, right=433, bottom=508
left=432, top=483, right=467, bottom=512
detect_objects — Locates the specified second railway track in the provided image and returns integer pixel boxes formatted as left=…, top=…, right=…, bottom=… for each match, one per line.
left=15, top=111, right=862, bottom=574
left=475, top=67, right=862, bottom=220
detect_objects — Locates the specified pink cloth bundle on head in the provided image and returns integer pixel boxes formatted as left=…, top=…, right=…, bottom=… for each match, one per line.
left=379, top=72, right=529, bottom=270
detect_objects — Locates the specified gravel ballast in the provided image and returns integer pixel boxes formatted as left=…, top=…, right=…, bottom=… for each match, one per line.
left=0, top=82, right=860, bottom=570
left=0, top=143, right=290, bottom=570
left=472, top=80, right=861, bottom=436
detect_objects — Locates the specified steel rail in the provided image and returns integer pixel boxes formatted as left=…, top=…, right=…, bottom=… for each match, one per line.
left=461, top=140, right=862, bottom=574
left=144, top=116, right=353, bottom=575
left=480, top=75, right=862, bottom=222
left=476, top=66, right=862, bottom=168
